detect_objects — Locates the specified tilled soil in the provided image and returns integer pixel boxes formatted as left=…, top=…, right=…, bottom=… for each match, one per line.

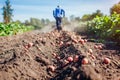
left=0, top=30, right=120, bottom=80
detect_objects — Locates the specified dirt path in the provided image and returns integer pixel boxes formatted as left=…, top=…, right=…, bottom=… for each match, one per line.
left=0, top=30, right=120, bottom=80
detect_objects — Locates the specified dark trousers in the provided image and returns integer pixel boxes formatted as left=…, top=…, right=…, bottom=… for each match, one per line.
left=55, top=17, right=62, bottom=30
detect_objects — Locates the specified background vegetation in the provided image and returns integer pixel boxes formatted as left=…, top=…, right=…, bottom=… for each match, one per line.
left=1, top=0, right=34, bottom=36
left=87, top=13, right=120, bottom=41
left=0, top=22, right=34, bottom=36
left=87, top=2, right=120, bottom=44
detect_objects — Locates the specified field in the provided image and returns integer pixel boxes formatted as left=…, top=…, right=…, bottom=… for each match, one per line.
left=0, top=30, right=119, bottom=80
left=0, top=0, right=120, bottom=80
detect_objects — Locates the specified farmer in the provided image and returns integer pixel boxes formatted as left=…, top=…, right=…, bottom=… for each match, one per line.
left=53, top=5, right=65, bottom=31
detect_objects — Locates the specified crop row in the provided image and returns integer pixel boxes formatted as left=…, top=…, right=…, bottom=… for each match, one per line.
left=0, top=23, right=34, bottom=36
left=87, top=13, right=120, bottom=43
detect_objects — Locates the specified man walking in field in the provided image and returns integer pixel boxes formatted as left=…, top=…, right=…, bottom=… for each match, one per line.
left=53, top=5, right=65, bottom=31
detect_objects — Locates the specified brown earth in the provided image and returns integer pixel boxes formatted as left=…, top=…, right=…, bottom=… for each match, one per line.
left=0, top=30, right=120, bottom=80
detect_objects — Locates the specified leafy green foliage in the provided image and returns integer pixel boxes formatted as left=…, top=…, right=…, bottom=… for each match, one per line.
left=87, top=13, right=120, bottom=43
left=0, top=23, right=34, bottom=36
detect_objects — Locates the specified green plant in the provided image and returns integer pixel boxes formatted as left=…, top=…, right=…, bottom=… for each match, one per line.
left=87, top=13, right=120, bottom=43
left=0, top=22, right=34, bottom=36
